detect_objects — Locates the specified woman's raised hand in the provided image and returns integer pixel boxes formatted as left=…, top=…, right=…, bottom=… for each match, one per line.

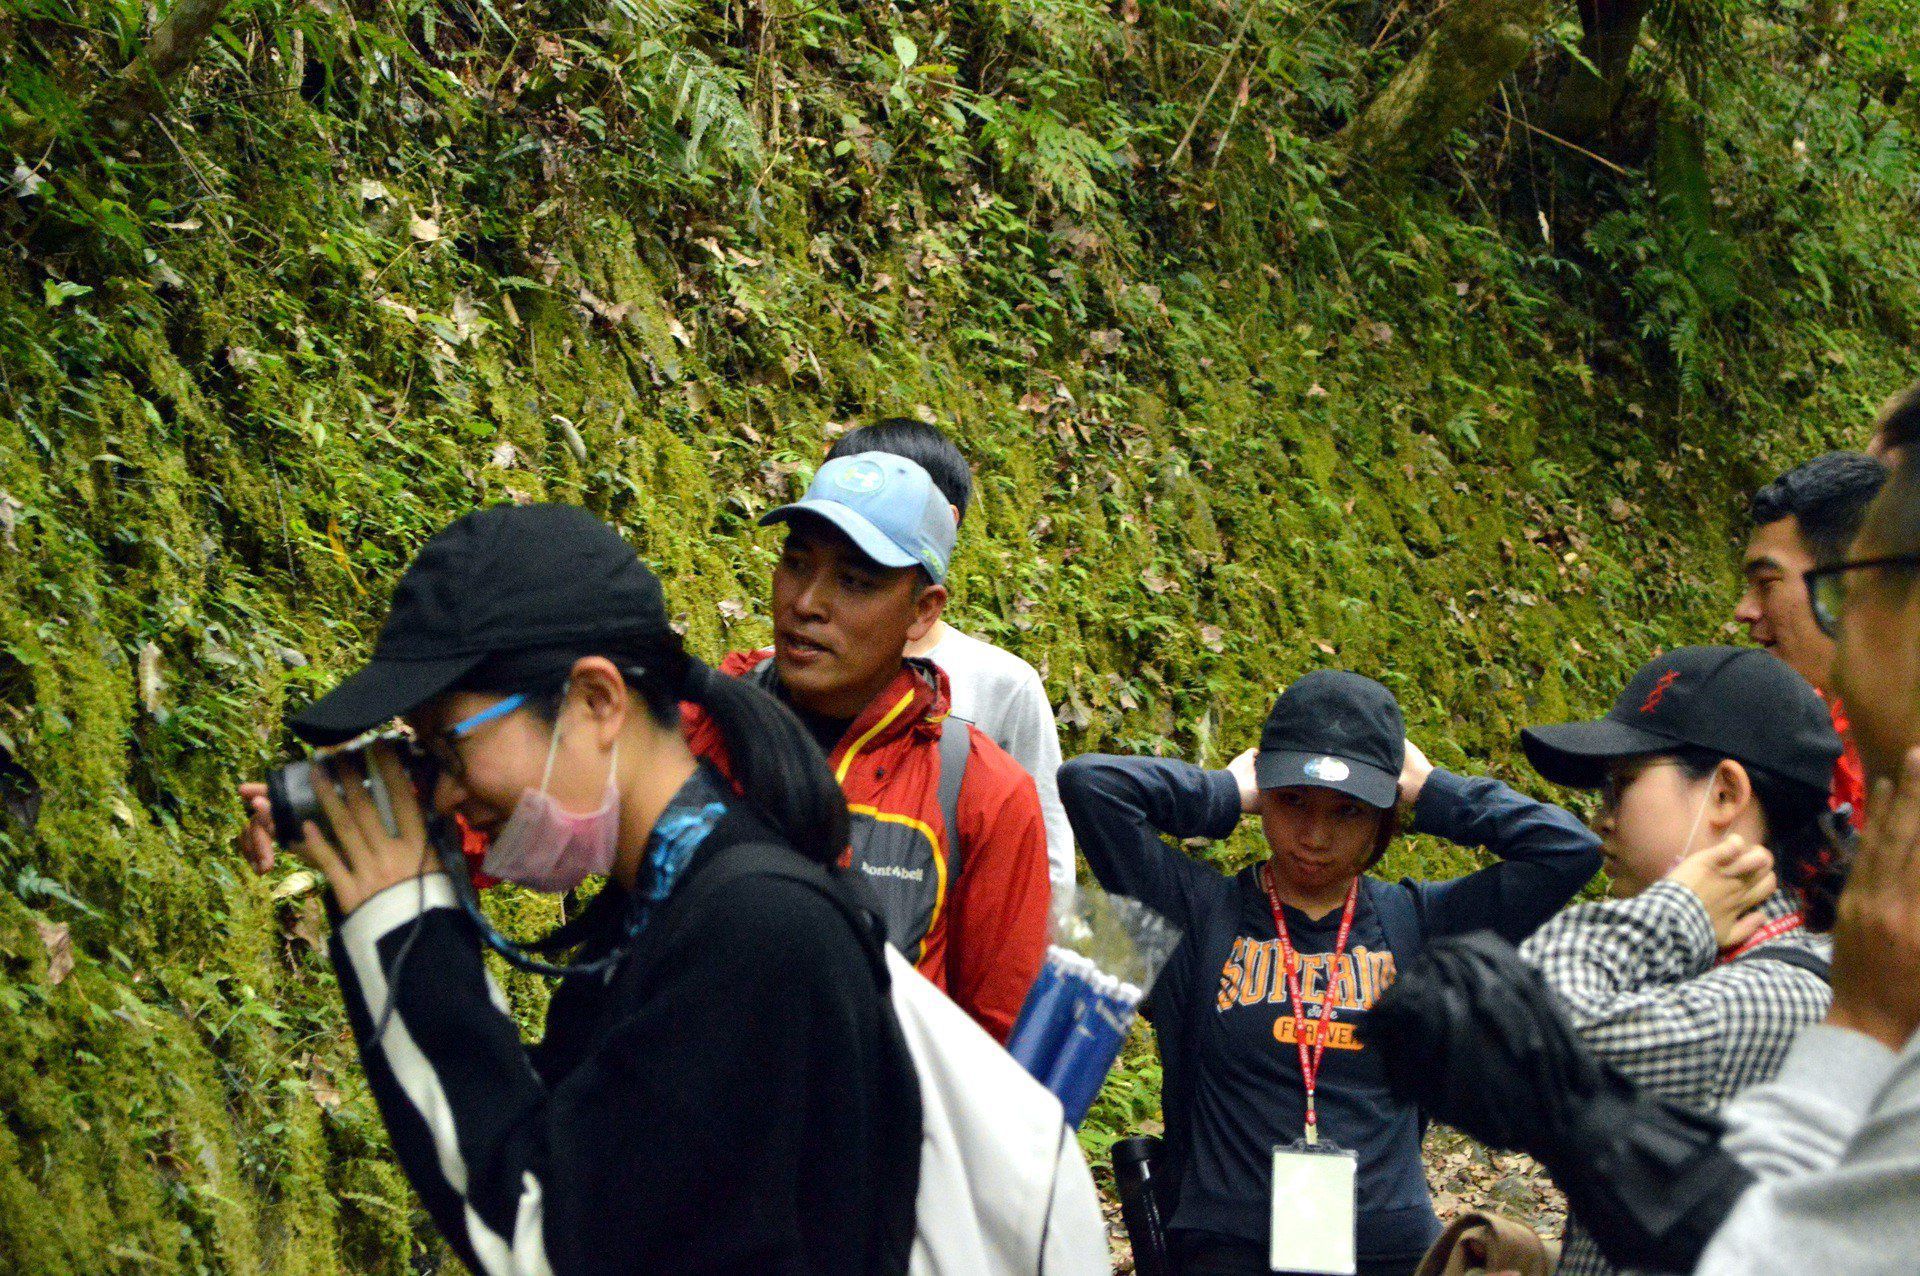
left=1398, top=737, right=1434, bottom=807
left=1666, top=835, right=1777, bottom=949
left=297, top=743, right=435, bottom=915
left=235, top=782, right=277, bottom=876
left=1227, top=746, right=1262, bottom=814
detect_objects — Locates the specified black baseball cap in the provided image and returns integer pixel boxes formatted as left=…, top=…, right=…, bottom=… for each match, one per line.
left=1253, top=670, right=1406, bottom=809
left=1521, top=646, right=1840, bottom=792
left=289, top=505, right=669, bottom=744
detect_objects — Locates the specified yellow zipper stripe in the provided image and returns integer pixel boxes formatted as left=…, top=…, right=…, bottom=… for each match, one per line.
left=833, top=689, right=916, bottom=784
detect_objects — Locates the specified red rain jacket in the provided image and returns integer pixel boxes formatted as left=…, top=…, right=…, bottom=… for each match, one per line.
left=683, top=650, right=1051, bottom=1042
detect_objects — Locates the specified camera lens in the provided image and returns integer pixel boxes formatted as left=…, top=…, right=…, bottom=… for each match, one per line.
left=266, top=761, right=320, bottom=848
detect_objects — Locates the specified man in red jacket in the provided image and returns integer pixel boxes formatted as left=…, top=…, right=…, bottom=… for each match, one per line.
left=1735, top=450, right=1887, bottom=826
left=683, top=451, right=1050, bottom=1042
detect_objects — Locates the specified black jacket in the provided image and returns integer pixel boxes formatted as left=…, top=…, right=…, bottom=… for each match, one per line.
left=1059, top=755, right=1602, bottom=1260
left=328, top=769, right=920, bottom=1274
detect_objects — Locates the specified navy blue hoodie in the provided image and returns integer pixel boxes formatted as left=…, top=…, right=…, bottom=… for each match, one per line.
left=1059, top=756, right=1600, bottom=1263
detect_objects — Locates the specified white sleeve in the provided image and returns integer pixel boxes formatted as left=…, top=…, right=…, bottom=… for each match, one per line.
left=997, top=668, right=1076, bottom=917
left=1699, top=1026, right=1920, bottom=1274
left=1720, top=1023, right=1900, bottom=1181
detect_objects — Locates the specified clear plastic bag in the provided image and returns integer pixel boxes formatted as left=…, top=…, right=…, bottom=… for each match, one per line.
left=1007, top=883, right=1182, bottom=1126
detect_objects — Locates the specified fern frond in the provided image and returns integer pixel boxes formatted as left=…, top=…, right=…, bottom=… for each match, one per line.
left=605, top=0, right=695, bottom=38
left=658, top=46, right=763, bottom=173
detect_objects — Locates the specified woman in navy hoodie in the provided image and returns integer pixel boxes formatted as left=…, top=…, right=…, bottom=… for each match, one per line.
left=1060, top=671, right=1600, bottom=1276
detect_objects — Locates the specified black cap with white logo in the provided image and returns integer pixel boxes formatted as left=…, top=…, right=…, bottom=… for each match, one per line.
left=1253, top=670, right=1406, bottom=810
left=289, top=504, right=670, bottom=744
left=1521, top=645, right=1840, bottom=792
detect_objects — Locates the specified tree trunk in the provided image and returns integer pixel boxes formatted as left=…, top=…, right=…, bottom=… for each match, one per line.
left=99, top=0, right=235, bottom=137
left=1542, top=0, right=1653, bottom=142
left=1338, top=0, right=1550, bottom=180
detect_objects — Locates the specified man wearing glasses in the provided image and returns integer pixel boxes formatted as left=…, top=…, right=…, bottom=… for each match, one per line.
left=1697, top=383, right=1920, bottom=1272
left=1734, top=450, right=1887, bottom=826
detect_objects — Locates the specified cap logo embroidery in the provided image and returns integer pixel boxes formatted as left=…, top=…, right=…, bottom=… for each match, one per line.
left=837, top=460, right=886, bottom=494
left=1640, top=670, right=1681, bottom=713
left=1304, top=756, right=1351, bottom=783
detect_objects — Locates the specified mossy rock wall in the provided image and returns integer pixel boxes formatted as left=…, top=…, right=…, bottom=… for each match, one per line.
left=3, top=0, right=1916, bottom=1267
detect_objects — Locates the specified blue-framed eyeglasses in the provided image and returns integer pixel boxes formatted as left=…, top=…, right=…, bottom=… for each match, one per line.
left=428, top=693, right=529, bottom=779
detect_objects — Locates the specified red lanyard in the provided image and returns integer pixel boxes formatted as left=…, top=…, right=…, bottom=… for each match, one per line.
left=1262, top=864, right=1360, bottom=1146
left=1717, top=912, right=1805, bottom=965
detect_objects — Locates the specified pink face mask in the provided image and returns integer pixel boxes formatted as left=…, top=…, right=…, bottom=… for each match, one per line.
left=480, top=718, right=621, bottom=894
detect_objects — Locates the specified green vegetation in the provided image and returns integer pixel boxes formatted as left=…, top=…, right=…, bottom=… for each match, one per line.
left=2, top=0, right=1915, bottom=1267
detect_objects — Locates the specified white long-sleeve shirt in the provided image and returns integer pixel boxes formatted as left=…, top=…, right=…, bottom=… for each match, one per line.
left=924, top=626, right=1076, bottom=917
left=1696, top=1021, right=1920, bottom=1273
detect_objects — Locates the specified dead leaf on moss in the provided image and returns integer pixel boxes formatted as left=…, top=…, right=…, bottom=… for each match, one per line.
left=290, top=897, right=326, bottom=953
left=137, top=642, right=164, bottom=716
left=578, top=289, right=631, bottom=327
left=409, top=213, right=442, bottom=242
left=311, top=1063, right=343, bottom=1112
left=35, top=918, right=72, bottom=986
left=271, top=870, right=319, bottom=902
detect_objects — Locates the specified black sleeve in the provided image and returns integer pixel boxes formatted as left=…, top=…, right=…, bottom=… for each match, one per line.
left=1057, top=753, right=1240, bottom=930
left=329, top=870, right=890, bottom=1274
left=1407, top=768, right=1604, bottom=944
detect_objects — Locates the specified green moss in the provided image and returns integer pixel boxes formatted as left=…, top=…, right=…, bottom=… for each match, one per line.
left=4, top=0, right=1918, bottom=1263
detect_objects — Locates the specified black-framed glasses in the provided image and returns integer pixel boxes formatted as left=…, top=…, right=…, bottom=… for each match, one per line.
left=1598, top=760, right=1684, bottom=813
left=1805, top=554, right=1920, bottom=637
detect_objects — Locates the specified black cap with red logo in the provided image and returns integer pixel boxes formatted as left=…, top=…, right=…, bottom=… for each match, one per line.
left=1521, top=645, right=1840, bottom=792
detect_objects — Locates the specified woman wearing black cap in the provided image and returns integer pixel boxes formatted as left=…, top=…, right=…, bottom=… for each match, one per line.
left=234, top=504, right=919, bottom=1275
left=1515, top=645, right=1847, bottom=1276
left=1059, top=670, right=1601, bottom=1276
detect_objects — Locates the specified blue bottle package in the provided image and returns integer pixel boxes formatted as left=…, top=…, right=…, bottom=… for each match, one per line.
left=1008, top=947, right=1092, bottom=1076
left=1044, top=976, right=1142, bottom=1127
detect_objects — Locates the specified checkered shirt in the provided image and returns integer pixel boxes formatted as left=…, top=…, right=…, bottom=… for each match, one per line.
left=1518, top=881, right=1832, bottom=1276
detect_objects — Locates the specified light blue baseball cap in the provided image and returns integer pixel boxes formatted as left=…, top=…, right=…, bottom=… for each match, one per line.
left=760, top=452, right=958, bottom=583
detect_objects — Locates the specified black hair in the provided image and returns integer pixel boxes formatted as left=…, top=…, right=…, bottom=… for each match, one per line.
left=1876, top=380, right=1920, bottom=455
left=1750, top=452, right=1889, bottom=566
left=828, top=418, right=974, bottom=524
left=1758, top=450, right=1889, bottom=564
left=1865, top=385, right=1920, bottom=567
left=1367, top=805, right=1403, bottom=871
left=460, top=638, right=850, bottom=865
left=1664, top=747, right=1847, bottom=931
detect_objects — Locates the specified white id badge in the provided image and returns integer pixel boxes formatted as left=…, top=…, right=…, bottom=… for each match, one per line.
left=1269, top=1142, right=1357, bottom=1275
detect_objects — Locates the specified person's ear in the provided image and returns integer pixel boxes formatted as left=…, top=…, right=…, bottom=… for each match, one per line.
left=1712, top=759, right=1754, bottom=831
left=949, top=502, right=962, bottom=529
left=908, top=581, right=948, bottom=642
left=567, top=656, right=630, bottom=746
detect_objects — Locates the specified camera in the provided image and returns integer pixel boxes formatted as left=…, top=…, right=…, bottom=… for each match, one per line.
left=266, top=728, right=431, bottom=848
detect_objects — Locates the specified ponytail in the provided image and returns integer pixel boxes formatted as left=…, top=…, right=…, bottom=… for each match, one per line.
left=1750, top=773, right=1849, bottom=932
left=672, top=656, right=850, bottom=864
left=1671, top=748, right=1844, bottom=931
